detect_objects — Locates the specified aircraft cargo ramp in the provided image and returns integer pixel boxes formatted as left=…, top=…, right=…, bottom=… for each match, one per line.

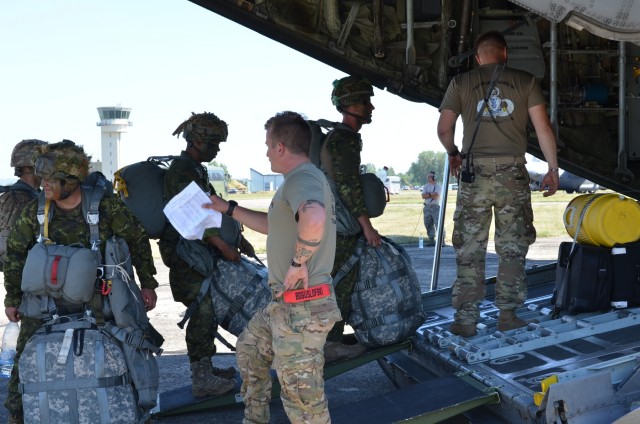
left=379, top=267, right=640, bottom=423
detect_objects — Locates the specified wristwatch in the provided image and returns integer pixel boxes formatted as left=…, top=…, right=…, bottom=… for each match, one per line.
left=225, top=200, right=238, bottom=217
left=290, top=260, right=302, bottom=268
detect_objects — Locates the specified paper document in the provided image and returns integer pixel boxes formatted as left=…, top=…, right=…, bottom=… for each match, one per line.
left=163, top=181, right=222, bottom=240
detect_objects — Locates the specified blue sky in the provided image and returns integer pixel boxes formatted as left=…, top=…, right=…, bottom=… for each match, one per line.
left=1, top=1, right=442, bottom=181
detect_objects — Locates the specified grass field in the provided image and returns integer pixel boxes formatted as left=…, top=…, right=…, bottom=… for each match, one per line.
left=228, top=188, right=588, bottom=253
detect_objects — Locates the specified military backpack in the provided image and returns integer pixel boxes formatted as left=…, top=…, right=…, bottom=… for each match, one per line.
left=308, top=119, right=388, bottom=235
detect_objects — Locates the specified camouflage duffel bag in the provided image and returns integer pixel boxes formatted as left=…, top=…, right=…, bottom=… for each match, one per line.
left=210, top=256, right=271, bottom=336
left=335, top=236, right=425, bottom=347
left=19, top=317, right=141, bottom=424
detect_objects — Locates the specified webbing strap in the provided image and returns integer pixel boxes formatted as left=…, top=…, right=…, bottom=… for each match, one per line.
left=177, top=275, right=212, bottom=329
left=333, top=236, right=366, bottom=287
left=359, top=310, right=415, bottom=331
left=354, top=267, right=410, bottom=291
left=36, top=341, right=49, bottom=423
left=81, top=176, right=106, bottom=249
left=220, top=271, right=265, bottom=329
left=20, top=373, right=131, bottom=394
left=104, top=322, right=163, bottom=356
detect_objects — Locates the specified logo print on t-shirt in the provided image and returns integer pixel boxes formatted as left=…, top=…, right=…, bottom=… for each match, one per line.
left=477, top=87, right=514, bottom=118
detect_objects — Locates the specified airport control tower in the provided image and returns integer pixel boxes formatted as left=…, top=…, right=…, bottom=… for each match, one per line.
left=96, top=106, right=132, bottom=179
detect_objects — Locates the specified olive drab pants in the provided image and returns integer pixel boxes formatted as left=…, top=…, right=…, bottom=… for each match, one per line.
left=451, top=157, right=536, bottom=325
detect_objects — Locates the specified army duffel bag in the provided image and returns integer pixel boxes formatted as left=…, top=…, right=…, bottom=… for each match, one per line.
left=19, top=317, right=141, bottom=424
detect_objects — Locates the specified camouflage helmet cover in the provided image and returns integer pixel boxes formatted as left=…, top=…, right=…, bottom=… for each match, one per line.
left=34, top=139, right=91, bottom=181
left=331, top=76, right=374, bottom=110
left=172, top=112, right=228, bottom=144
left=10, top=139, right=48, bottom=168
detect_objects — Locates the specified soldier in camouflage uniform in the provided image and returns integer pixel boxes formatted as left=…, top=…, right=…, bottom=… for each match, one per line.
left=3, top=140, right=159, bottom=424
left=159, top=112, right=239, bottom=397
left=205, top=111, right=341, bottom=423
left=323, top=76, right=381, bottom=361
left=437, top=31, right=559, bottom=337
left=0, top=139, right=48, bottom=271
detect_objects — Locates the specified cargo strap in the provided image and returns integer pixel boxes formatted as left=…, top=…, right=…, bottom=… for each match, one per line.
left=283, top=284, right=331, bottom=304
left=216, top=264, right=269, bottom=329
left=19, top=373, right=131, bottom=394
left=177, top=274, right=236, bottom=352
left=103, top=321, right=163, bottom=356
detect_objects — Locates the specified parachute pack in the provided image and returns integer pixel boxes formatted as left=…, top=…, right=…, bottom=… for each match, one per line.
left=334, top=236, right=424, bottom=347
left=0, top=182, right=38, bottom=270
left=18, top=172, right=162, bottom=422
left=308, top=119, right=387, bottom=235
left=114, top=156, right=240, bottom=243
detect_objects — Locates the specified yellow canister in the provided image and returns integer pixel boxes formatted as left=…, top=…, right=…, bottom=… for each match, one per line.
left=563, top=193, right=640, bottom=247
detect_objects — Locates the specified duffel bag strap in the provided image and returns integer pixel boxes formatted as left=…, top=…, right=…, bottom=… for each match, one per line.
left=333, top=235, right=366, bottom=287
left=177, top=275, right=212, bottom=329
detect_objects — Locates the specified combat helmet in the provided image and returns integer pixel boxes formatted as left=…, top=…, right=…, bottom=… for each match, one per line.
left=34, top=140, right=91, bottom=183
left=172, top=112, right=228, bottom=144
left=331, top=76, right=374, bottom=112
left=11, top=139, right=48, bottom=176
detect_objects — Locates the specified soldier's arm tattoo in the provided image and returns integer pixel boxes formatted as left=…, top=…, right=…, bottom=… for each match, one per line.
left=292, top=199, right=326, bottom=264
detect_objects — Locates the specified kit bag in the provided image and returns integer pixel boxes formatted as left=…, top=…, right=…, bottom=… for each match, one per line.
left=553, top=241, right=613, bottom=315
left=210, top=256, right=272, bottom=336
left=610, top=241, right=640, bottom=308
left=334, top=236, right=424, bottom=347
left=19, top=318, right=141, bottom=424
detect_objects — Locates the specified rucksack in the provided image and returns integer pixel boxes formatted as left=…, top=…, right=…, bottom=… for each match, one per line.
left=114, top=156, right=241, bottom=244
left=0, top=182, right=38, bottom=270
left=19, top=171, right=162, bottom=418
left=308, top=119, right=387, bottom=233
left=19, top=317, right=142, bottom=424
left=333, top=236, right=424, bottom=347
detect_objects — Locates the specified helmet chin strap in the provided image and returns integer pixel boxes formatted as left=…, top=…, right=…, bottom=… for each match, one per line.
left=343, top=110, right=372, bottom=124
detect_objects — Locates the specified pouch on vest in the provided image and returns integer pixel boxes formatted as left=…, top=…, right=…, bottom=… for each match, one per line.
left=21, top=242, right=100, bottom=304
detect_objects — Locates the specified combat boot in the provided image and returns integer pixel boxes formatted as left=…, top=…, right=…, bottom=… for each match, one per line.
left=190, top=358, right=235, bottom=398
left=449, top=322, right=477, bottom=337
left=212, top=365, right=237, bottom=379
left=497, top=309, right=527, bottom=332
left=425, top=238, right=436, bottom=246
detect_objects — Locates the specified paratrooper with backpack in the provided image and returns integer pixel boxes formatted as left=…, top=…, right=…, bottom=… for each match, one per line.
left=158, top=112, right=251, bottom=398
left=3, top=140, right=161, bottom=424
left=321, top=76, right=382, bottom=361
left=0, top=139, right=48, bottom=272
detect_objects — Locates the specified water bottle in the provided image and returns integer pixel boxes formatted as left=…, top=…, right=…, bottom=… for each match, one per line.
left=418, top=234, right=424, bottom=249
left=0, top=322, right=20, bottom=378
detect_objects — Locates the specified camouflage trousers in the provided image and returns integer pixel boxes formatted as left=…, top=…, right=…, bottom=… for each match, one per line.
left=169, top=264, right=218, bottom=363
left=5, top=316, right=43, bottom=417
left=326, top=234, right=359, bottom=342
left=451, top=157, right=536, bottom=324
left=237, top=301, right=339, bottom=424
left=423, top=203, right=444, bottom=241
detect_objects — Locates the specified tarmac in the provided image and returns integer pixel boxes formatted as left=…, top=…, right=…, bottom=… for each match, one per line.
left=0, top=235, right=569, bottom=423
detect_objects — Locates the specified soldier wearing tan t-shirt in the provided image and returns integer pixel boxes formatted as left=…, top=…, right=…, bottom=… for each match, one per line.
left=205, top=111, right=341, bottom=424
left=437, top=30, right=559, bottom=337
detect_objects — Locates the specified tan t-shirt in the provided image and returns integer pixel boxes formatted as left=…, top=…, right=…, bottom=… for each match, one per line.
left=267, top=162, right=337, bottom=293
left=439, top=64, right=546, bottom=157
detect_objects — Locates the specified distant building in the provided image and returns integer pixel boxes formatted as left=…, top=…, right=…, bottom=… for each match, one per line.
left=96, top=106, right=132, bottom=180
left=249, top=168, right=283, bottom=192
